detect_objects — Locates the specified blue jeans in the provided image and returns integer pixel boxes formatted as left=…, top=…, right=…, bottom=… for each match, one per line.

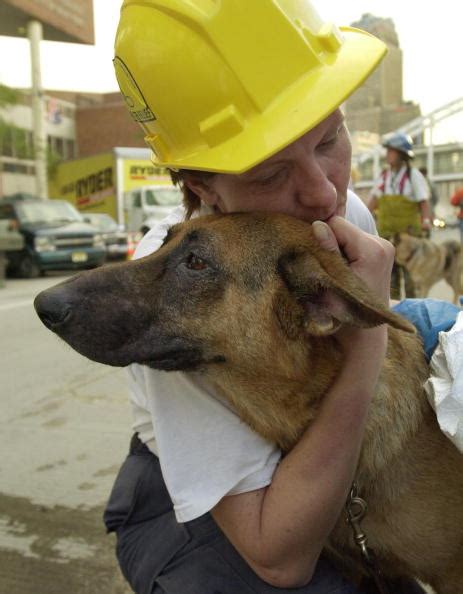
left=104, top=435, right=426, bottom=594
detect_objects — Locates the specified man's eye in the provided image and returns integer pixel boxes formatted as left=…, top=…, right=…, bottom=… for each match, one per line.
left=186, top=253, right=208, bottom=271
left=258, top=169, right=286, bottom=186
left=319, top=125, right=344, bottom=149
left=319, top=136, right=337, bottom=148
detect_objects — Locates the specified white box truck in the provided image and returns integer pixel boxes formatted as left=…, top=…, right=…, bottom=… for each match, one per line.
left=49, top=147, right=182, bottom=234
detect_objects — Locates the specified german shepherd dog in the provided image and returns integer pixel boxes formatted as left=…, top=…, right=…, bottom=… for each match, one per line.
left=394, top=232, right=462, bottom=303
left=34, top=212, right=463, bottom=593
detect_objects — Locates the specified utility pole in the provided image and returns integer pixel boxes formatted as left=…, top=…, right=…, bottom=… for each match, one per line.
left=27, top=19, right=48, bottom=199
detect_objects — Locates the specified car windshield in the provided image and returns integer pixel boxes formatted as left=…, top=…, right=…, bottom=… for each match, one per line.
left=16, top=201, right=83, bottom=224
left=144, top=187, right=182, bottom=207
left=85, top=214, right=118, bottom=232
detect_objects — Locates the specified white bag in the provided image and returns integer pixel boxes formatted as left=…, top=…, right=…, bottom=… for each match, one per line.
left=425, top=311, right=463, bottom=452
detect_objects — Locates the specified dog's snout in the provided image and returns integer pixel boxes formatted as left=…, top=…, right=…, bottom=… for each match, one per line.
left=34, top=288, right=73, bottom=331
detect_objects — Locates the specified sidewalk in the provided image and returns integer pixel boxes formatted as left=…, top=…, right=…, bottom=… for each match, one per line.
left=0, top=273, right=133, bottom=593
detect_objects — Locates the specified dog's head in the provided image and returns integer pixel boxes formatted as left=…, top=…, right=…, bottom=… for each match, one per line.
left=34, top=212, right=414, bottom=373
left=393, top=232, right=420, bottom=266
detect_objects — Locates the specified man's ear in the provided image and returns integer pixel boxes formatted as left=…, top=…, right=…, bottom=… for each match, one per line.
left=183, top=174, right=218, bottom=207
left=277, top=247, right=415, bottom=337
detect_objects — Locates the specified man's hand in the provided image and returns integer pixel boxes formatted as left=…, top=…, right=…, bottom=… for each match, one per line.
left=312, top=217, right=394, bottom=305
left=312, top=217, right=391, bottom=355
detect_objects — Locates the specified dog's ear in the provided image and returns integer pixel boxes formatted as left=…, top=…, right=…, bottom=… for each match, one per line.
left=277, top=247, right=415, bottom=337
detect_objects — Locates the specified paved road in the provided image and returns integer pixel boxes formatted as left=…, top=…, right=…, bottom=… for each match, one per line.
left=0, top=227, right=459, bottom=593
left=0, top=273, right=132, bottom=593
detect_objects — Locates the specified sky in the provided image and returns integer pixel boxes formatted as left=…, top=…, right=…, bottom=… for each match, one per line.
left=0, top=0, right=462, bottom=139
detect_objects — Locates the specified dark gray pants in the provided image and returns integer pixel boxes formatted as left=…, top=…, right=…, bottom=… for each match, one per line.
left=103, top=435, right=425, bottom=594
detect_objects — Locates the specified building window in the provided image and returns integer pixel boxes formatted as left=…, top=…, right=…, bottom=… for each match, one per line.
left=0, top=124, right=35, bottom=159
left=55, top=137, right=64, bottom=158
left=65, top=139, right=76, bottom=160
left=0, top=125, right=14, bottom=157
left=1, top=161, right=35, bottom=174
left=434, top=150, right=463, bottom=175
left=47, top=135, right=75, bottom=160
left=14, top=128, right=30, bottom=159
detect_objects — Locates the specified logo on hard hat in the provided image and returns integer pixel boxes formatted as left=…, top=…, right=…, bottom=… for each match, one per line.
left=113, top=57, right=156, bottom=123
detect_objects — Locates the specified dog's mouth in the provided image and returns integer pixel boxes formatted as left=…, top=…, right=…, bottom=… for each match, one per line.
left=63, top=333, right=226, bottom=373
left=139, top=349, right=226, bottom=372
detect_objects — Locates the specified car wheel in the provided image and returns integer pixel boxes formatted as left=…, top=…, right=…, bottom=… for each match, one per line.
left=18, top=254, right=41, bottom=278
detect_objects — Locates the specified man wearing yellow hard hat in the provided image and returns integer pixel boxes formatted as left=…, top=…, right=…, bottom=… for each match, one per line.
left=105, top=2, right=426, bottom=592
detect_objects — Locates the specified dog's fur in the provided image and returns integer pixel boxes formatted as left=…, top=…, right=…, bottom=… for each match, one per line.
left=394, top=232, right=462, bottom=303
left=34, top=212, right=463, bottom=593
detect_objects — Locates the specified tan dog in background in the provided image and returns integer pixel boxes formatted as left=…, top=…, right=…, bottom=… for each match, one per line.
left=394, top=232, right=462, bottom=302
left=34, top=212, right=463, bottom=593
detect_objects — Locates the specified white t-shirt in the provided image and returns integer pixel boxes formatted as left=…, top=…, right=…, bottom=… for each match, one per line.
left=370, top=165, right=430, bottom=202
left=129, top=190, right=377, bottom=522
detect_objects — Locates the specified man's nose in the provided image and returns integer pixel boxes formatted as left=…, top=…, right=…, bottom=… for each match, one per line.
left=295, top=163, right=337, bottom=210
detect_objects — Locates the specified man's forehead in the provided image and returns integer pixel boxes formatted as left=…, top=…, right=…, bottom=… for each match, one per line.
left=238, top=109, right=344, bottom=177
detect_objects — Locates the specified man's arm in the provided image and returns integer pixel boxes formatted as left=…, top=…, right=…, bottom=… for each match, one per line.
left=367, top=194, right=378, bottom=213
left=418, top=199, right=432, bottom=230
left=212, top=218, right=394, bottom=588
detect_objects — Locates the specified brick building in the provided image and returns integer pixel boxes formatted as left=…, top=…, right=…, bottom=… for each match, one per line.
left=47, top=90, right=145, bottom=158
left=74, top=93, right=145, bottom=157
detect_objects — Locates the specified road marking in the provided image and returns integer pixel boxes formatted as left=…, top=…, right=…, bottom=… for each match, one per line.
left=0, top=299, right=33, bottom=312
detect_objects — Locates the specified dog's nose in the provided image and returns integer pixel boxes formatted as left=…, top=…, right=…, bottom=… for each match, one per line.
left=34, top=288, right=73, bottom=331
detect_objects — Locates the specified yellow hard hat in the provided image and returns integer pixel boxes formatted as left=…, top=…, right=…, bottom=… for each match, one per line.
left=114, top=0, right=386, bottom=174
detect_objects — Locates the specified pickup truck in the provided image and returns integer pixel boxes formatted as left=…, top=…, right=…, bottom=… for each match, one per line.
left=0, top=194, right=107, bottom=278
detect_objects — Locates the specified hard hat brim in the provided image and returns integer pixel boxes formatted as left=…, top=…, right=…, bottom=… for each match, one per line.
left=151, top=26, right=387, bottom=174
left=383, top=143, right=415, bottom=159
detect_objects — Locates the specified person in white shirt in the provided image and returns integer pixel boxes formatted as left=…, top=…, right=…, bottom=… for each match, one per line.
left=368, top=132, right=432, bottom=298
left=368, top=132, right=431, bottom=233
left=104, top=2, right=427, bottom=593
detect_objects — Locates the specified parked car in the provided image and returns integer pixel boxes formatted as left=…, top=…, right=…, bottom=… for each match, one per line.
left=0, top=193, right=107, bottom=278
left=83, top=213, right=129, bottom=261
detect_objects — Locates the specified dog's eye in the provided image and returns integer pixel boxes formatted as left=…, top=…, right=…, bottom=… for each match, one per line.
left=186, top=253, right=208, bottom=271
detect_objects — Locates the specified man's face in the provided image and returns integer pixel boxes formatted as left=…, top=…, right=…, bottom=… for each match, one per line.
left=385, top=148, right=402, bottom=168
left=188, top=109, right=351, bottom=223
